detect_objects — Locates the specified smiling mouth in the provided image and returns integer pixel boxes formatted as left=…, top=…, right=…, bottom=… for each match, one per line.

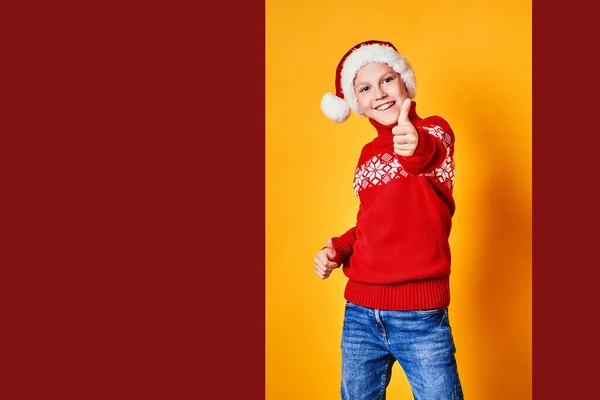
left=374, top=101, right=396, bottom=111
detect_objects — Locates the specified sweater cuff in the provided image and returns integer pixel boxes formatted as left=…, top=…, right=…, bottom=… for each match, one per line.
left=408, top=125, right=433, bottom=158
left=396, top=126, right=434, bottom=174
left=330, top=237, right=353, bottom=265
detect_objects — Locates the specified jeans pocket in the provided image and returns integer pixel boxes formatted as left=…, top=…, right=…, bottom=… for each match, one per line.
left=414, top=307, right=446, bottom=317
left=415, top=308, right=450, bottom=328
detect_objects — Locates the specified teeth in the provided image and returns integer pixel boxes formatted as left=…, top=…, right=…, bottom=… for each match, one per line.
left=375, top=101, right=395, bottom=111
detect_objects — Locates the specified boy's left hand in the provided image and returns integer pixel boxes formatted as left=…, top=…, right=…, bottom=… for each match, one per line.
left=392, top=98, right=419, bottom=156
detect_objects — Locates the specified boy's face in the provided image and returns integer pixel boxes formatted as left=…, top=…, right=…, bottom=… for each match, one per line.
left=353, top=62, right=408, bottom=126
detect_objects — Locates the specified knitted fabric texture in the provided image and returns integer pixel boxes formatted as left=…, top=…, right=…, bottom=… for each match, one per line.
left=331, top=102, right=456, bottom=310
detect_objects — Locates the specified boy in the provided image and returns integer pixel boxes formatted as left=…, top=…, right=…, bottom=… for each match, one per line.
left=314, top=40, right=463, bottom=399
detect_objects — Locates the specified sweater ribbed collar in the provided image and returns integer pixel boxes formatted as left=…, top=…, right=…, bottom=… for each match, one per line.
left=369, top=101, right=421, bottom=148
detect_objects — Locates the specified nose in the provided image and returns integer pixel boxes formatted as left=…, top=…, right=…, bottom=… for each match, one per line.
left=374, top=85, right=387, bottom=99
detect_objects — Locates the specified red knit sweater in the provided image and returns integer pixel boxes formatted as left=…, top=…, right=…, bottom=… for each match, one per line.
left=331, top=102, right=456, bottom=310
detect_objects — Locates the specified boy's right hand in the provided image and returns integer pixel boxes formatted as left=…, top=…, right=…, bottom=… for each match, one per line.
left=314, top=238, right=338, bottom=279
left=392, top=98, right=418, bottom=156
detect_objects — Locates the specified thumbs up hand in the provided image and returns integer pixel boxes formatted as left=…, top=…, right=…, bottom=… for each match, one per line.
left=314, top=238, right=338, bottom=279
left=392, top=98, right=419, bottom=156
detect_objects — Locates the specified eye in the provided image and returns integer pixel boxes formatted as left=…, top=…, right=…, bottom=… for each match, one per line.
left=383, top=76, right=395, bottom=84
left=359, top=86, right=370, bottom=93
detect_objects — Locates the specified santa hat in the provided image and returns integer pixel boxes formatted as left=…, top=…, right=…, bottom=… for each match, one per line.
left=321, top=40, right=416, bottom=123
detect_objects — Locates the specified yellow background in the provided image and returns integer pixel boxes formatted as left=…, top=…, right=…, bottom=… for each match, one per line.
left=266, top=0, right=531, bottom=398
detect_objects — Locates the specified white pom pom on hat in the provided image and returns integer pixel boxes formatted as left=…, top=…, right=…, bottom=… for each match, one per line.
left=321, top=93, right=351, bottom=123
left=321, top=40, right=417, bottom=123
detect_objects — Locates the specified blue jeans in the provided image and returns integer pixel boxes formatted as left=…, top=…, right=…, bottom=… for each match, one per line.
left=341, top=302, right=463, bottom=399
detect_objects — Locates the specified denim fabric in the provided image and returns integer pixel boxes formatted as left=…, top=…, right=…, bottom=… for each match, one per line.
left=341, top=302, right=463, bottom=399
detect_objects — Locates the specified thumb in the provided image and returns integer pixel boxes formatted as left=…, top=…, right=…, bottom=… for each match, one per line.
left=326, top=238, right=336, bottom=260
left=398, top=98, right=412, bottom=125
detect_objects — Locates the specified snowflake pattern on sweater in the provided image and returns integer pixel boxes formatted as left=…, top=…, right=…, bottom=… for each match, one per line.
left=353, top=125, right=455, bottom=196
